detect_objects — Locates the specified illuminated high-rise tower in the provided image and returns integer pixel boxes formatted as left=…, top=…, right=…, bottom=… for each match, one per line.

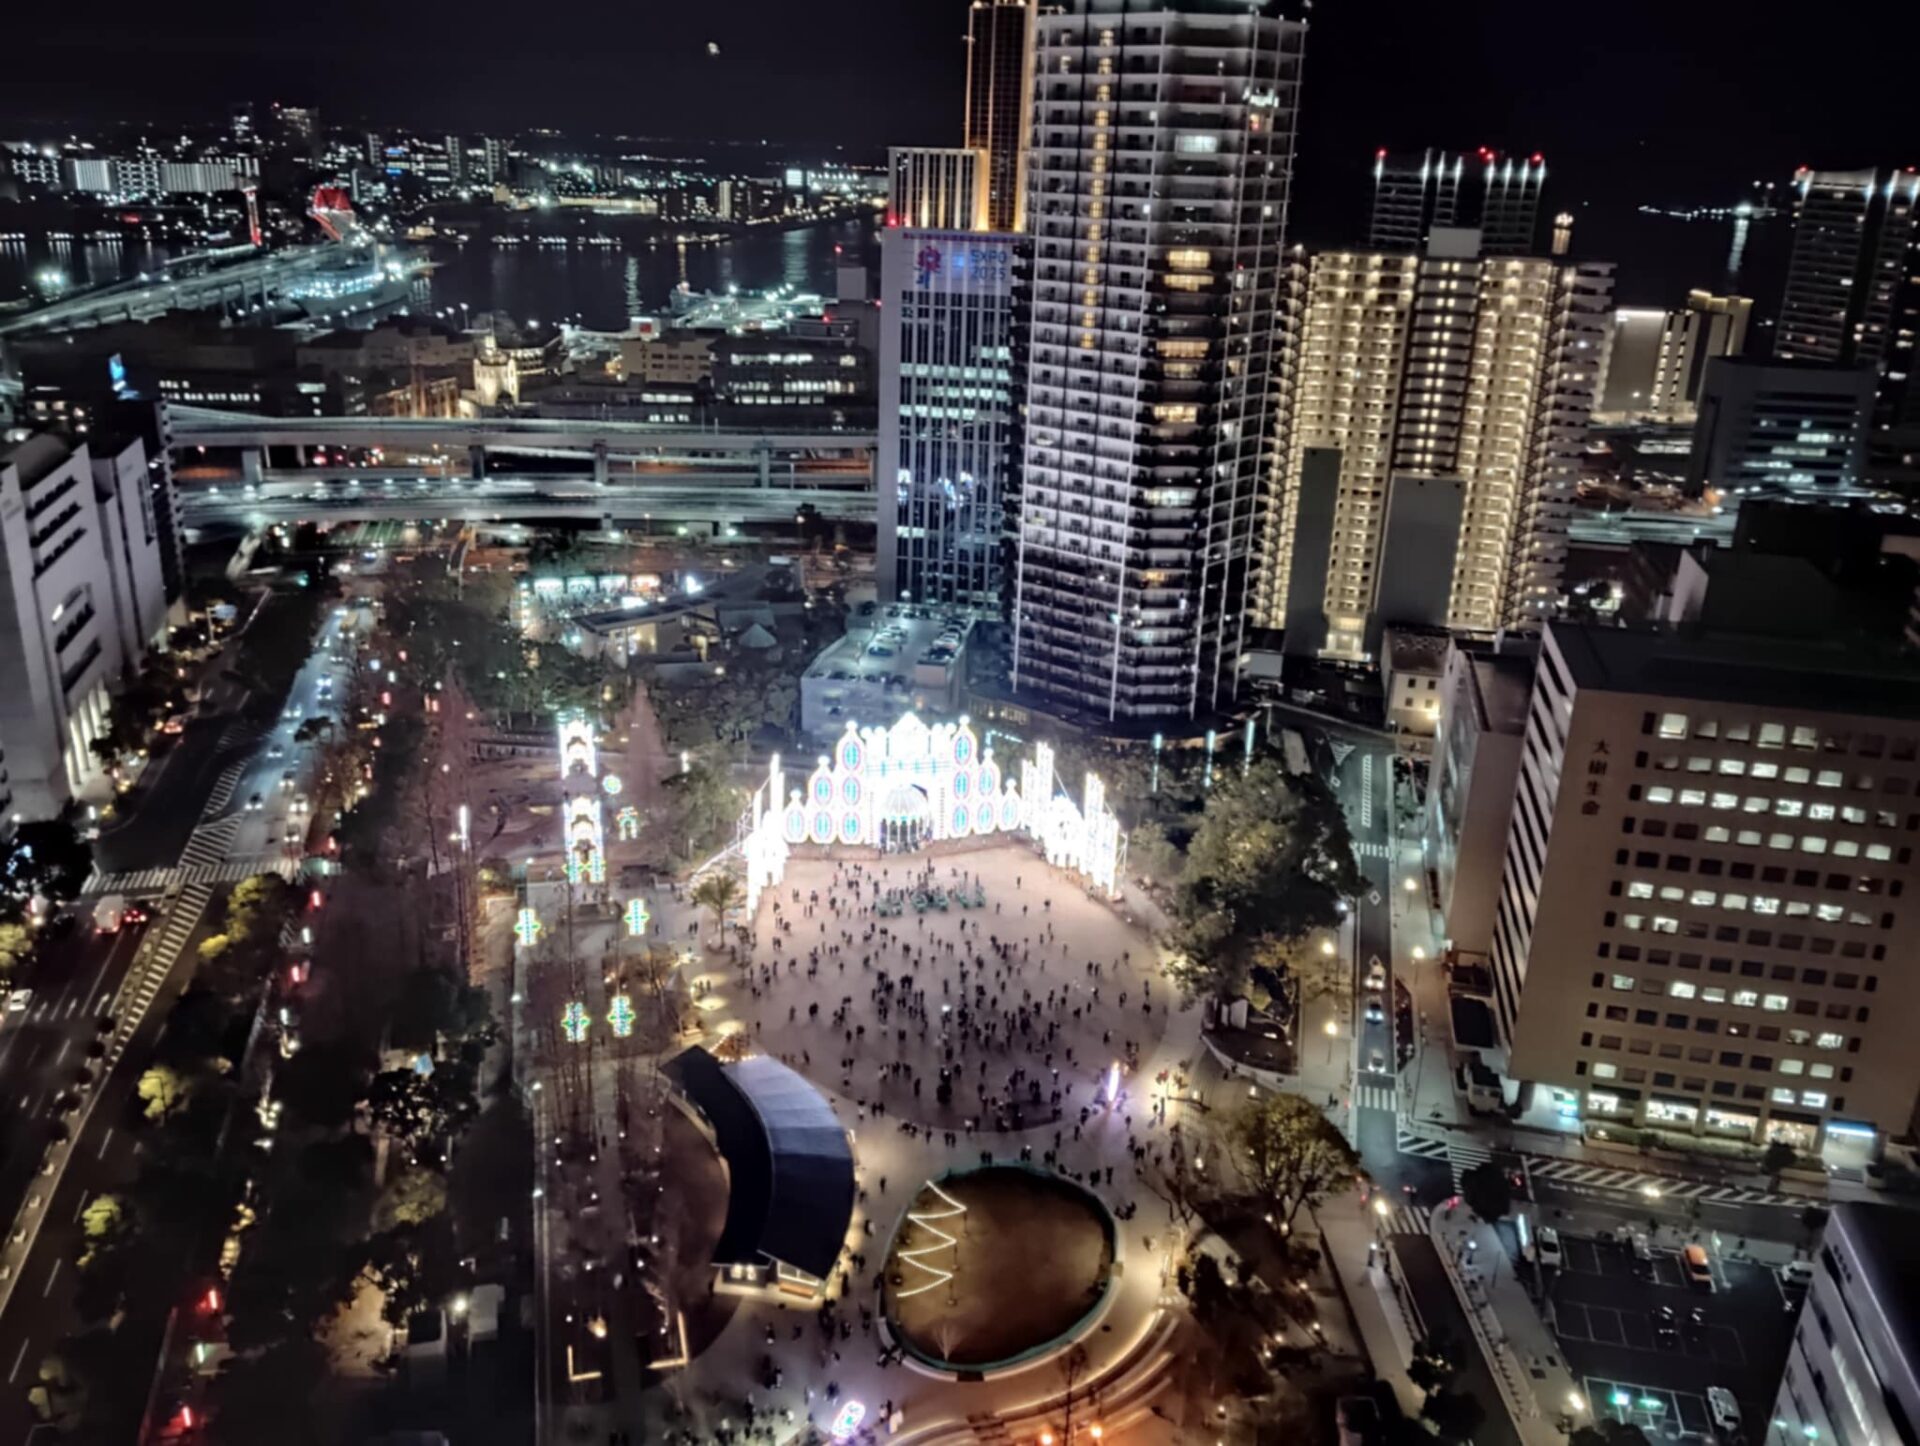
left=964, top=0, right=1036, bottom=233
left=1369, top=148, right=1546, bottom=257
left=1011, top=0, right=1307, bottom=723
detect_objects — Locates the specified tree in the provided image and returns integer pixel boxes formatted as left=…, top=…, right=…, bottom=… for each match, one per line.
left=227, top=873, right=296, bottom=945
left=1798, top=1204, right=1830, bottom=1250
left=1126, top=820, right=1183, bottom=888
left=0, top=820, right=93, bottom=913
left=1573, top=1422, right=1654, bottom=1446
left=1165, top=761, right=1364, bottom=1000
left=137, top=1064, right=191, bottom=1122
left=1406, top=1333, right=1460, bottom=1397
left=1424, top=1390, right=1487, bottom=1445
left=1459, top=1160, right=1514, bottom=1224
left=690, top=869, right=744, bottom=943
left=1227, top=1092, right=1359, bottom=1232
left=273, top=1040, right=371, bottom=1131
left=0, top=922, right=32, bottom=978
left=1762, top=1139, right=1798, bottom=1186
left=373, top=1167, right=448, bottom=1234
left=661, top=763, right=743, bottom=863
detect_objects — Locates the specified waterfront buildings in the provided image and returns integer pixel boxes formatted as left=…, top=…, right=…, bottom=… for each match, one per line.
left=1488, top=619, right=1920, bottom=1162
left=877, top=227, right=1019, bottom=610
left=1368, top=148, right=1546, bottom=256
left=964, top=0, right=1036, bottom=233
left=1260, top=233, right=1612, bottom=661
left=1687, top=356, right=1877, bottom=498
left=1011, top=0, right=1306, bottom=725
left=0, top=434, right=169, bottom=817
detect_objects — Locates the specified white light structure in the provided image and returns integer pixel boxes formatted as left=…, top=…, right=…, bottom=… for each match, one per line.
left=556, top=712, right=607, bottom=892
left=894, top=1179, right=968, bottom=1300
left=736, top=713, right=1126, bottom=913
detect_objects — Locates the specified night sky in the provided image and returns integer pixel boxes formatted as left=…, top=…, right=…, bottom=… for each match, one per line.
left=6, top=0, right=1918, bottom=245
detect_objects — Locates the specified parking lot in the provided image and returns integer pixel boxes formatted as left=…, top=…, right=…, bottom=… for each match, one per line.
left=1539, top=1232, right=1801, bottom=1443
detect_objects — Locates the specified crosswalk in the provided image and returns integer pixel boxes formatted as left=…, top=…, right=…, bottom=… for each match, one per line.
left=85, top=853, right=299, bottom=897
left=1522, top=1156, right=1801, bottom=1208
left=113, top=881, right=216, bottom=1035
left=1390, top=1127, right=1803, bottom=1209
left=1354, top=841, right=1391, bottom=861
left=1376, top=1202, right=1433, bottom=1235
left=1355, top=1081, right=1399, bottom=1113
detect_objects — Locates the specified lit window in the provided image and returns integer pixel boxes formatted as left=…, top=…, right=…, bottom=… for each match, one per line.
left=1628, top=881, right=1655, bottom=899
left=1800, top=1091, right=1828, bottom=1109
left=1733, top=990, right=1759, bottom=1008
left=1817, top=769, right=1844, bottom=788
left=1705, top=826, right=1731, bottom=843
left=1779, top=1059, right=1805, bottom=1076
left=1809, top=803, right=1836, bottom=821
left=1659, top=713, right=1690, bottom=740
left=1737, top=830, right=1763, bottom=846
left=1744, top=796, right=1770, bottom=813
left=1712, top=792, right=1739, bottom=810
left=1621, top=915, right=1645, bottom=932
left=1769, top=834, right=1795, bottom=851
left=1682, top=790, right=1708, bottom=807
left=1762, top=993, right=1789, bottom=1012
left=1770, top=1087, right=1796, bottom=1104
left=1722, top=894, right=1749, bottom=912
left=1751, top=763, right=1780, bottom=780
left=1659, top=886, right=1685, bottom=902
left=1866, top=843, right=1892, bottom=861
left=1785, top=767, right=1811, bottom=785
left=1792, top=727, right=1818, bottom=750
left=1592, top=1061, right=1619, bottom=1079
left=1703, top=988, right=1728, bottom=1004
left=1653, top=916, right=1679, bottom=934
left=1718, top=759, right=1746, bottom=776
left=1816, top=904, right=1844, bottom=923
left=1669, top=981, right=1697, bottom=999
left=1815, top=1032, right=1845, bottom=1050
left=1832, top=839, right=1859, bottom=858
left=1646, top=787, right=1675, bottom=805
left=1775, top=799, right=1804, bottom=818
left=1810, top=1064, right=1835, bottom=1080
left=1689, top=890, right=1718, bottom=907
left=1758, top=723, right=1786, bottom=750
left=1611, top=974, right=1636, bottom=991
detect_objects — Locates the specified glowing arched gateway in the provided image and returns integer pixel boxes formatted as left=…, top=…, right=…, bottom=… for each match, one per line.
left=738, top=713, right=1125, bottom=913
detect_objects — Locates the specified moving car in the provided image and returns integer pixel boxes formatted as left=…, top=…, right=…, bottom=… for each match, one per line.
left=266, top=742, right=285, bottom=760
left=1367, top=1049, right=1389, bottom=1074
left=6, top=989, right=32, bottom=1013
left=1365, top=959, right=1387, bottom=990
left=1683, top=1243, right=1715, bottom=1291
left=1364, top=996, right=1385, bottom=1024
left=95, top=894, right=128, bottom=933
left=246, top=792, right=265, bottom=812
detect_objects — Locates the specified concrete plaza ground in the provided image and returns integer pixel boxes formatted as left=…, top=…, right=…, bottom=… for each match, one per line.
left=648, top=842, right=1256, bottom=1444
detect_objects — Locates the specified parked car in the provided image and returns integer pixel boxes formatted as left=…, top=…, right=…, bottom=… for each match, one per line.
left=1652, top=1305, right=1679, bottom=1348
left=1778, top=1259, right=1815, bottom=1288
left=1707, top=1386, right=1742, bottom=1439
left=1683, top=1243, right=1715, bottom=1291
left=1533, top=1225, right=1563, bottom=1270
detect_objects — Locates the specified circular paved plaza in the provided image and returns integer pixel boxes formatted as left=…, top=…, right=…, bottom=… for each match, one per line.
left=882, top=1166, right=1115, bottom=1370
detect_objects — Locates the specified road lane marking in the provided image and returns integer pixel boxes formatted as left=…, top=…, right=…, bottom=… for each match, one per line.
left=97, top=1127, right=114, bottom=1160
left=7, top=1337, right=27, bottom=1383
left=73, top=1193, right=88, bottom=1223
left=41, top=1259, right=59, bottom=1297
left=52, top=1040, right=69, bottom=1068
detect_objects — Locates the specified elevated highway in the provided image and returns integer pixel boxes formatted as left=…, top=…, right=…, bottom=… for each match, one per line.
left=0, top=247, right=350, bottom=337
left=175, top=472, right=875, bottom=528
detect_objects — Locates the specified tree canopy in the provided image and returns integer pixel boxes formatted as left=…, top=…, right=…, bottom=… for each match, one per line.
left=1227, top=1091, right=1360, bottom=1232
left=1165, top=760, right=1365, bottom=999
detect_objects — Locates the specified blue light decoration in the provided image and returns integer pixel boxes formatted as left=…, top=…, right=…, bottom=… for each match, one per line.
left=624, top=898, right=650, bottom=937
left=514, top=907, right=542, bottom=949
left=602, top=773, right=623, bottom=796
left=830, top=1401, right=867, bottom=1442
left=607, top=995, right=634, bottom=1038
left=561, top=1001, right=589, bottom=1044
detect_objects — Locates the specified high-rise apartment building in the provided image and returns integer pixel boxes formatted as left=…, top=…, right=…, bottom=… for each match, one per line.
left=877, top=228, right=1019, bottom=610
left=1597, top=290, right=1752, bottom=423
left=1260, top=232, right=1612, bottom=660
left=1778, top=167, right=1920, bottom=490
left=1011, top=0, right=1306, bottom=725
left=1489, top=620, right=1920, bottom=1161
left=1369, top=148, right=1546, bottom=256
left=887, top=148, right=988, bottom=232
left=964, top=0, right=1036, bottom=233
left=1687, top=356, right=1876, bottom=498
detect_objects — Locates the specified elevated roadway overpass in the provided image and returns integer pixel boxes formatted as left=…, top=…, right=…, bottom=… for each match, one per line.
left=175, top=472, right=875, bottom=529
left=163, top=404, right=877, bottom=486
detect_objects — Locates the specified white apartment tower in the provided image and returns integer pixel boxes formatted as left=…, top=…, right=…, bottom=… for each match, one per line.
left=1012, top=0, right=1307, bottom=724
left=1490, top=621, right=1920, bottom=1164
left=1261, top=234, right=1611, bottom=660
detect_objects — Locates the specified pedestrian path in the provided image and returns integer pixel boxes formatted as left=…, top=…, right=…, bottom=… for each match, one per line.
left=85, top=853, right=299, bottom=896
left=1355, top=1081, right=1399, bottom=1113
left=1396, top=1126, right=1451, bottom=1161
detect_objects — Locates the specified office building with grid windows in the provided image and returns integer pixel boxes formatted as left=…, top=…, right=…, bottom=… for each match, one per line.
left=878, top=226, right=1019, bottom=610
left=1490, top=621, right=1920, bottom=1165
